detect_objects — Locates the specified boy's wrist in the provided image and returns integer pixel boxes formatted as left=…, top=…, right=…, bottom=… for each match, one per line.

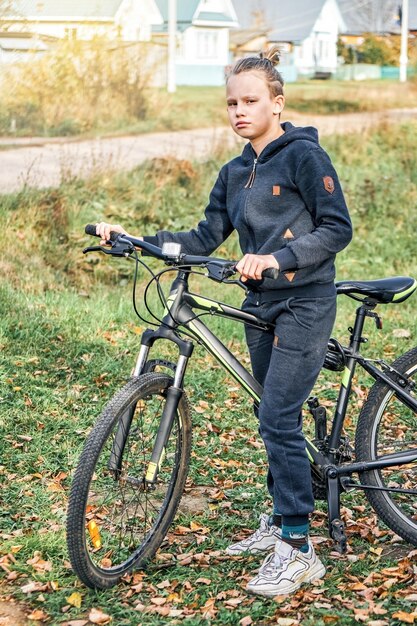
left=273, top=248, right=298, bottom=272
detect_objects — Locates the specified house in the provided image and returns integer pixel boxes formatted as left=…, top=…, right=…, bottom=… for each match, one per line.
left=153, top=0, right=239, bottom=85
left=338, top=0, right=400, bottom=35
left=2, top=0, right=163, bottom=42
left=231, top=0, right=347, bottom=80
left=411, top=0, right=417, bottom=34
left=337, top=0, right=417, bottom=79
left=0, top=30, right=49, bottom=63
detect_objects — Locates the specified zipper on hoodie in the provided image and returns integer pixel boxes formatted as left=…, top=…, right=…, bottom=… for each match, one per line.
left=244, top=158, right=257, bottom=189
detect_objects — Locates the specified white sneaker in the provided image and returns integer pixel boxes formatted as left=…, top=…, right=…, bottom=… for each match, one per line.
left=246, top=538, right=326, bottom=597
left=226, top=513, right=281, bottom=555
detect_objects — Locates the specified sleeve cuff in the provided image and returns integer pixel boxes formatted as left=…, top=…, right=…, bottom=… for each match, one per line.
left=273, top=247, right=298, bottom=272
left=141, top=235, right=159, bottom=255
left=143, top=235, right=159, bottom=246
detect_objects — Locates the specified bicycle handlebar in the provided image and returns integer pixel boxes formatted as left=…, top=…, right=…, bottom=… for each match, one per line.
left=84, top=224, right=280, bottom=281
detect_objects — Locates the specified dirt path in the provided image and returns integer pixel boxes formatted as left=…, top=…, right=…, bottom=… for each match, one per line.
left=0, top=599, right=28, bottom=626
left=0, top=108, right=416, bottom=194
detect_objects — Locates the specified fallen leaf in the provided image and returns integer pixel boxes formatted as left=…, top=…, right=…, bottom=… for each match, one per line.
left=66, top=591, right=82, bottom=608
left=391, top=612, right=417, bottom=624
left=392, top=328, right=411, bottom=338
left=195, top=577, right=211, bottom=585
left=21, top=581, right=48, bottom=593
left=27, top=608, right=49, bottom=621
left=405, top=594, right=417, bottom=602
left=88, top=608, right=112, bottom=624
left=240, top=617, right=253, bottom=626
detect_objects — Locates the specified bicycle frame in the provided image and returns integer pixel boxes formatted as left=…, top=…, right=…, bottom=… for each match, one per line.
left=130, top=269, right=417, bottom=551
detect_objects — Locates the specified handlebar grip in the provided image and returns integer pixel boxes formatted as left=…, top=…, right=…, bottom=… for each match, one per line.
left=262, top=267, right=280, bottom=280
left=85, top=224, right=98, bottom=236
left=85, top=224, right=120, bottom=242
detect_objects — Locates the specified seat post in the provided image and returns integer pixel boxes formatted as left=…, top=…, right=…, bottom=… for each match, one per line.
left=349, top=302, right=375, bottom=354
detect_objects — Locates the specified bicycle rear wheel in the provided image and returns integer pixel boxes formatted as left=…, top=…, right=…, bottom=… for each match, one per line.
left=355, top=346, right=417, bottom=545
left=67, top=373, right=192, bottom=589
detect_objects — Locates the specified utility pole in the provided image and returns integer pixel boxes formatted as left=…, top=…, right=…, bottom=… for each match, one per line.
left=167, top=0, right=176, bottom=93
left=399, top=0, right=409, bottom=82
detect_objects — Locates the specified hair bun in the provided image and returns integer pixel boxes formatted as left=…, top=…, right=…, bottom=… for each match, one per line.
left=261, top=45, right=281, bottom=67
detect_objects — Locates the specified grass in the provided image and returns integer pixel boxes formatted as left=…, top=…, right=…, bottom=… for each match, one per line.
left=1, top=79, right=417, bottom=139
left=285, top=79, right=417, bottom=114
left=0, top=122, right=416, bottom=625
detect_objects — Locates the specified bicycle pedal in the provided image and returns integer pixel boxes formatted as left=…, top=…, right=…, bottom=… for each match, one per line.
left=330, top=518, right=347, bottom=554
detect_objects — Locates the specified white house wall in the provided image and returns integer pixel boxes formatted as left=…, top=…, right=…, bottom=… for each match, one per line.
left=23, top=21, right=115, bottom=40
left=115, top=0, right=162, bottom=41
left=175, top=27, right=230, bottom=85
left=12, top=0, right=163, bottom=42
left=294, top=0, right=343, bottom=75
left=179, top=26, right=229, bottom=65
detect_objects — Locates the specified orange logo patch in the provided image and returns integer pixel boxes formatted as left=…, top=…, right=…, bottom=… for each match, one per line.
left=284, top=271, right=296, bottom=282
left=323, top=176, right=335, bottom=194
left=273, top=185, right=281, bottom=196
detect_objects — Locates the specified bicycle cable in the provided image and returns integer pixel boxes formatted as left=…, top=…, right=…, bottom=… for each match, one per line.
left=130, top=250, right=216, bottom=342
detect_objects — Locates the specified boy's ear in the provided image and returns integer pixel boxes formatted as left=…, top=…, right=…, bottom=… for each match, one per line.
left=273, top=95, right=285, bottom=115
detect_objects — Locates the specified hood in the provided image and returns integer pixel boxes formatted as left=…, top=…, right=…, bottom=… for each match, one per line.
left=241, top=121, right=319, bottom=164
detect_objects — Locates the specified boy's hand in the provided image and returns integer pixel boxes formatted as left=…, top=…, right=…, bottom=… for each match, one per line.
left=236, top=254, right=279, bottom=282
left=95, top=222, right=131, bottom=245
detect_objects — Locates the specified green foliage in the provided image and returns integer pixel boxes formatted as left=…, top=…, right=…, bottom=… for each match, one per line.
left=338, top=33, right=417, bottom=68
left=358, top=33, right=392, bottom=65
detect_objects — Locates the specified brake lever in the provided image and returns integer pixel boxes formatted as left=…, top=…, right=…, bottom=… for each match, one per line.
left=222, top=277, right=248, bottom=291
left=205, top=261, right=248, bottom=291
left=83, top=241, right=134, bottom=257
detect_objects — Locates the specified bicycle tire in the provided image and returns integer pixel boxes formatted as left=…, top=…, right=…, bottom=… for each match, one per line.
left=355, top=346, right=417, bottom=545
left=66, top=373, right=192, bottom=589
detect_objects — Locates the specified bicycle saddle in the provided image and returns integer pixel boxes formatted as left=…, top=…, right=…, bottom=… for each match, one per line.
left=335, top=276, right=416, bottom=303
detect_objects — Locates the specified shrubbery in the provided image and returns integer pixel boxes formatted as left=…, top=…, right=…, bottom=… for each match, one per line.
left=338, top=33, right=417, bottom=66
left=0, top=37, right=164, bottom=135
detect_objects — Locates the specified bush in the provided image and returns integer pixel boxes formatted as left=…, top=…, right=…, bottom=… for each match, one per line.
left=0, top=37, right=164, bottom=135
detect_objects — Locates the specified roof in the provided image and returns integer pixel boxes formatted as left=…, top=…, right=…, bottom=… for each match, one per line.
left=411, top=0, right=417, bottom=29
left=338, top=0, right=400, bottom=34
left=231, top=0, right=340, bottom=43
left=229, top=28, right=267, bottom=47
left=153, top=0, right=238, bottom=31
left=13, top=0, right=124, bottom=19
left=0, top=32, right=48, bottom=50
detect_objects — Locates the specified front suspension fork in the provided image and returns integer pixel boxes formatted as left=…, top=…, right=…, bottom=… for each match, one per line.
left=108, top=328, right=193, bottom=482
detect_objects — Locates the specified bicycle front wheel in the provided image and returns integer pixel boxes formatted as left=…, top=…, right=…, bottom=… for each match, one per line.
left=67, top=373, right=192, bottom=589
left=355, top=346, right=417, bottom=545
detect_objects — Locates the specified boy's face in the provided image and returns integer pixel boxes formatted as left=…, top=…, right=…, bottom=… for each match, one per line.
left=226, top=71, right=285, bottom=149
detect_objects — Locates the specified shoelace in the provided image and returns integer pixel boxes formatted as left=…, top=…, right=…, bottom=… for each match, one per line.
left=239, top=517, right=269, bottom=545
left=260, top=550, right=290, bottom=576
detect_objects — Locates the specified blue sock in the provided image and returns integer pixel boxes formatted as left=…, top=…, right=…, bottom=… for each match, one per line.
left=282, top=523, right=309, bottom=553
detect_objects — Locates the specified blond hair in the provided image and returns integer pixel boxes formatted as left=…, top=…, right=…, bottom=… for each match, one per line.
left=227, top=45, right=284, bottom=96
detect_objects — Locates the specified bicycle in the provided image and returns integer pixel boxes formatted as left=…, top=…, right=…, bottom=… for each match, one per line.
left=66, top=225, right=417, bottom=589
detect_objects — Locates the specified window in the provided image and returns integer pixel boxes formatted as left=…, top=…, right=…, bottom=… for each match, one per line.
left=197, top=30, right=218, bottom=59
left=64, top=27, right=78, bottom=40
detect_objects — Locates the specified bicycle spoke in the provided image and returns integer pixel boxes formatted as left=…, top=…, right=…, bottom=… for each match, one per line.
left=82, top=384, right=182, bottom=571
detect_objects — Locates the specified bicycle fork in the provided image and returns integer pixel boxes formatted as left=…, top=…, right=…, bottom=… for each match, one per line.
left=108, top=326, right=194, bottom=485
left=144, top=354, right=189, bottom=484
